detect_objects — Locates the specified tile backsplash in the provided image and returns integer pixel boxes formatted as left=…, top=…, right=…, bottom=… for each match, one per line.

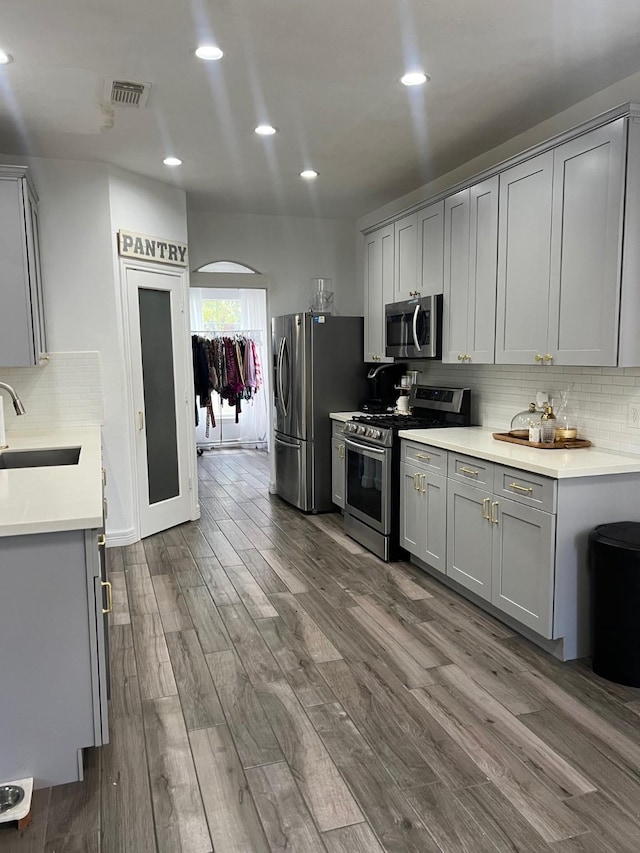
left=0, top=352, right=104, bottom=433
left=411, top=361, right=640, bottom=454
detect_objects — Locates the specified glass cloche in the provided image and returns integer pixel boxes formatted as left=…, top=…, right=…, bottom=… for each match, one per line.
left=510, top=402, right=542, bottom=438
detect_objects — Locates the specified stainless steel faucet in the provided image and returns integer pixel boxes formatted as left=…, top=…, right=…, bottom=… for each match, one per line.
left=0, top=382, right=27, bottom=416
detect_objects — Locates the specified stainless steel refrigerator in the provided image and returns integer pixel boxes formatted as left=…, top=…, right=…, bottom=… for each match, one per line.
left=273, top=313, right=366, bottom=512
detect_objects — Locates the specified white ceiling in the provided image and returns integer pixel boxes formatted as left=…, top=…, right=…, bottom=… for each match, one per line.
left=2, top=0, right=640, bottom=219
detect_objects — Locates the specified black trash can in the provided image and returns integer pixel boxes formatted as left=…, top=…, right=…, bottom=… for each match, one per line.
left=589, top=522, right=640, bottom=687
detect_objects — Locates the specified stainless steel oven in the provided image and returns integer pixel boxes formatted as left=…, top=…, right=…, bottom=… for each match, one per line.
left=343, top=431, right=393, bottom=560
left=385, top=294, right=442, bottom=359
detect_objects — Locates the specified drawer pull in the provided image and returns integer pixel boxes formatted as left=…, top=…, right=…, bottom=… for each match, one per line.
left=460, top=466, right=479, bottom=477
left=420, top=474, right=426, bottom=493
left=491, top=501, right=499, bottom=524
left=101, top=580, right=113, bottom=614
left=482, top=497, right=490, bottom=520
left=415, top=452, right=431, bottom=461
left=101, top=467, right=107, bottom=487
left=413, top=472, right=420, bottom=491
left=97, top=533, right=106, bottom=547
left=509, top=481, right=533, bottom=494
left=338, top=444, right=345, bottom=459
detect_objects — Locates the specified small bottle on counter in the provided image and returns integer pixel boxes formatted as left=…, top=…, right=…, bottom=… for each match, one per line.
left=540, top=404, right=557, bottom=444
left=528, top=421, right=541, bottom=443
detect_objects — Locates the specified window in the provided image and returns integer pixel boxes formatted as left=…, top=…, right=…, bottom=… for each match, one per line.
left=202, top=297, right=241, bottom=331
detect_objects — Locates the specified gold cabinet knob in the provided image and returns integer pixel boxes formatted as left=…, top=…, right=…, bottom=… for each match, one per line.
left=544, top=354, right=553, bottom=362
left=534, top=354, right=544, bottom=363
left=457, top=354, right=465, bottom=361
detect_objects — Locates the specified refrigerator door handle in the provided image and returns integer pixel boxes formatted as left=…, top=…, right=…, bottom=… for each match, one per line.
left=275, top=435, right=301, bottom=449
left=277, top=336, right=287, bottom=417
left=282, top=336, right=291, bottom=416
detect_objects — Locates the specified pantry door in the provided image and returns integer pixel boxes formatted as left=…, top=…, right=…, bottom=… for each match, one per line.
left=125, top=264, right=194, bottom=539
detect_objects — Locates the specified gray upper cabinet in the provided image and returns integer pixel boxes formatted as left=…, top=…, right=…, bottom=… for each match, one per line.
left=548, top=118, right=625, bottom=366
left=443, top=188, right=470, bottom=363
left=495, top=152, right=554, bottom=365
left=363, top=225, right=394, bottom=363
left=417, top=200, right=444, bottom=296
left=0, top=166, right=47, bottom=367
left=443, top=177, right=498, bottom=364
left=393, top=212, right=418, bottom=302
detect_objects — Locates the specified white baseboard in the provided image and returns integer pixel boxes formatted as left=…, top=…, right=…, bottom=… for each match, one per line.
left=105, top=526, right=138, bottom=547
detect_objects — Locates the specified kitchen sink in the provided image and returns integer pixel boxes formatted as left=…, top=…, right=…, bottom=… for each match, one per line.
left=0, top=447, right=81, bottom=469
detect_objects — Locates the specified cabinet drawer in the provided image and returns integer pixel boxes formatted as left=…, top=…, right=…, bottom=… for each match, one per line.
left=448, top=453, right=494, bottom=490
left=332, top=420, right=347, bottom=438
left=494, top=466, right=556, bottom=513
left=402, top=441, right=446, bottom=473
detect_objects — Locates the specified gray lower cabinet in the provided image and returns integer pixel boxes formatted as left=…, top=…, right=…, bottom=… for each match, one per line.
left=492, top=497, right=555, bottom=637
left=399, top=459, right=446, bottom=574
left=446, top=479, right=493, bottom=598
left=0, top=528, right=109, bottom=787
left=331, top=421, right=346, bottom=508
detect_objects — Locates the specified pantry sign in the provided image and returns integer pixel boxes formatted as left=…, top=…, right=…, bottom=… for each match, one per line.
left=118, top=230, right=188, bottom=267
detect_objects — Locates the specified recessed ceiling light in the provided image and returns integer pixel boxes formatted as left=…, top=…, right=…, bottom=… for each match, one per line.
left=300, top=169, right=319, bottom=180
left=195, top=45, right=223, bottom=61
left=401, top=71, right=430, bottom=87
left=255, top=124, right=277, bottom=136
left=163, top=157, right=183, bottom=166
left=0, top=49, right=13, bottom=65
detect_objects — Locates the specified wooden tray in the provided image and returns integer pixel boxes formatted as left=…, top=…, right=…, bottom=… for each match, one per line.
left=493, top=432, right=591, bottom=450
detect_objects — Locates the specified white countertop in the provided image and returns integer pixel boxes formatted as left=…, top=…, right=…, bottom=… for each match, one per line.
left=329, top=411, right=361, bottom=423
left=398, top=426, right=640, bottom=479
left=0, top=427, right=103, bottom=536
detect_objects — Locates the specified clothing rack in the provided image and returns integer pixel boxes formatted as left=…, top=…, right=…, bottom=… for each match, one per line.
left=192, top=329, right=263, bottom=344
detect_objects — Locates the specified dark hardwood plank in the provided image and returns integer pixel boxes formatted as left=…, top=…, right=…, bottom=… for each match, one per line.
left=217, top=518, right=254, bottom=551
left=268, top=592, right=342, bottom=663
left=206, top=649, right=283, bottom=768
left=142, top=695, right=212, bottom=853
left=411, top=685, right=588, bottom=842
left=403, top=781, right=502, bottom=852
left=255, top=682, right=364, bottom=832
left=152, top=573, right=194, bottom=633
left=190, top=725, right=270, bottom=853
left=106, top=545, right=125, bottom=573
left=259, top=548, right=309, bottom=594
left=45, top=748, right=100, bottom=844
left=246, top=761, right=327, bottom=852
left=123, top=541, right=146, bottom=567
left=317, top=658, right=438, bottom=789
left=44, top=833, right=99, bottom=852
left=256, top=616, right=336, bottom=707
left=306, top=701, right=442, bottom=852
left=125, top=562, right=158, bottom=616
left=224, top=563, right=279, bottom=619
left=130, top=611, right=178, bottom=700
left=143, top=533, right=174, bottom=576
left=240, top=548, right=288, bottom=594
left=195, top=556, right=241, bottom=606
left=201, top=529, right=244, bottom=567
left=108, top=623, right=141, bottom=720
left=165, top=629, right=225, bottom=730
left=455, top=782, right=553, bottom=853
left=322, top=822, right=385, bottom=853
left=218, top=602, right=282, bottom=683
left=182, top=585, right=230, bottom=654
left=181, top=524, right=215, bottom=560
left=108, top=570, right=130, bottom=626
left=564, top=791, right=640, bottom=853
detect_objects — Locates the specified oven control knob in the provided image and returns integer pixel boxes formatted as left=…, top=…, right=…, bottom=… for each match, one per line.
left=366, top=428, right=374, bottom=438
left=373, top=429, right=381, bottom=439
left=357, top=425, right=366, bottom=435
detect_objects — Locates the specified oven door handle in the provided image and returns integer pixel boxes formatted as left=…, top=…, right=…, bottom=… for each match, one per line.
left=412, top=304, right=421, bottom=353
left=344, top=437, right=387, bottom=455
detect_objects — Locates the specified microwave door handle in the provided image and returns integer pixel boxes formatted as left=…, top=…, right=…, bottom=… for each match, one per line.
left=412, top=304, right=422, bottom=352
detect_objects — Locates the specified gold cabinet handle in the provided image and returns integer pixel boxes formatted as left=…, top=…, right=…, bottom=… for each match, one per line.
left=491, top=501, right=499, bottom=524
left=482, top=497, right=490, bottom=520
left=97, top=533, right=106, bottom=547
left=543, top=354, right=553, bottom=362
left=460, top=466, right=479, bottom=477
left=101, top=467, right=107, bottom=487
left=420, top=474, right=426, bottom=493
left=137, top=410, right=145, bottom=430
left=338, top=444, right=345, bottom=459
left=534, top=354, right=544, bottom=363
left=103, top=498, right=108, bottom=520
left=415, top=452, right=430, bottom=461
left=509, top=481, right=533, bottom=494
left=101, top=580, right=113, bottom=614
left=413, top=472, right=420, bottom=491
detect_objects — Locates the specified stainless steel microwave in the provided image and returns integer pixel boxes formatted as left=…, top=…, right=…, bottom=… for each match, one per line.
left=385, top=294, right=442, bottom=359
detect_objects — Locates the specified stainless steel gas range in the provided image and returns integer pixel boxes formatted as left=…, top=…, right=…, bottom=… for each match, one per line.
left=343, top=385, right=471, bottom=561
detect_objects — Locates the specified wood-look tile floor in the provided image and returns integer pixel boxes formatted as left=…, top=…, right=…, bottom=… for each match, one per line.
left=3, top=448, right=640, bottom=852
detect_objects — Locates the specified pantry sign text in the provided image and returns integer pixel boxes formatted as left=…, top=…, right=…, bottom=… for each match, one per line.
left=118, top=230, right=188, bottom=267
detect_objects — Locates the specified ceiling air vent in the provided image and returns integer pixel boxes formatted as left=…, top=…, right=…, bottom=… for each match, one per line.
left=107, top=79, right=151, bottom=108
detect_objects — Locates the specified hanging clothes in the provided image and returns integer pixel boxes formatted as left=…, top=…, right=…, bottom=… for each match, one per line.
left=191, top=333, right=263, bottom=429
